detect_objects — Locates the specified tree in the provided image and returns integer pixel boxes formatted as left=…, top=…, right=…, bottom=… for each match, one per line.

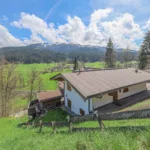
left=0, top=61, right=20, bottom=117
left=73, top=58, right=79, bottom=70
left=139, top=30, right=150, bottom=69
left=27, top=69, right=41, bottom=102
left=105, top=38, right=116, bottom=68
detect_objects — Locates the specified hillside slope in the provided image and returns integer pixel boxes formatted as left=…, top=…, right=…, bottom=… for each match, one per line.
left=0, top=43, right=137, bottom=63
left=0, top=108, right=150, bottom=150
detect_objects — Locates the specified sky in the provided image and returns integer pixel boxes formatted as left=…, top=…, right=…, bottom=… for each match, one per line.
left=0, top=0, right=150, bottom=50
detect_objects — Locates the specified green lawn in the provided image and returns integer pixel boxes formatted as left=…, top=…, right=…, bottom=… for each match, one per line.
left=85, top=62, right=105, bottom=68
left=0, top=109, right=150, bottom=150
left=39, top=109, right=69, bottom=122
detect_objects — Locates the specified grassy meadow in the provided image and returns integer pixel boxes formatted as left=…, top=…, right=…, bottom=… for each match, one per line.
left=16, top=63, right=62, bottom=91
left=0, top=109, right=150, bottom=150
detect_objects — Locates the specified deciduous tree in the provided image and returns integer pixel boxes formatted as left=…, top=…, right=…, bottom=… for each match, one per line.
left=27, top=69, right=41, bottom=102
left=0, top=60, right=20, bottom=117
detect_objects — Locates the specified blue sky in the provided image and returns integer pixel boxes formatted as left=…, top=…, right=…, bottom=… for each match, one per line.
left=0, top=0, right=150, bottom=50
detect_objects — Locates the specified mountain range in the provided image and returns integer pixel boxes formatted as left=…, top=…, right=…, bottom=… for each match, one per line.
left=0, top=43, right=137, bottom=64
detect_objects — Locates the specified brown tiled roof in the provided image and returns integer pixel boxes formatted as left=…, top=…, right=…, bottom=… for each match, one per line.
left=52, top=68, right=150, bottom=98
left=37, top=90, right=62, bottom=102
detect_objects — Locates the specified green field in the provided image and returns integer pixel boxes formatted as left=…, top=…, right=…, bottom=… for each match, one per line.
left=16, top=63, right=63, bottom=91
left=0, top=109, right=150, bottom=150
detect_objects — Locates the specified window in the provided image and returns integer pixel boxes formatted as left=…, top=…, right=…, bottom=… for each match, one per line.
left=68, top=99, right=71, bottom=109
left=80, top=108, right=85, bottom=115
left=67, top=83, right=71, bottom=91
left=123, top=87, right=129, bottom=93
left=119, top=89, right=121, bottom=93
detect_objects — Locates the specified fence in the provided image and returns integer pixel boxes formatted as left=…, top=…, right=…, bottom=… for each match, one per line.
left=18, top=109, right=150, bottom=134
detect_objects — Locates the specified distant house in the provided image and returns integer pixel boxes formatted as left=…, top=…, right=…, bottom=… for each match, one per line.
left=51, top=68, right=150, bottom=115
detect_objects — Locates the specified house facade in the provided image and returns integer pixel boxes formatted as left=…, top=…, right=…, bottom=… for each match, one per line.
left=52, top=68, right=150, bottom=115
left=64, top=81, right=147, bottom=115
left=64, top=81, right=92, bottom=115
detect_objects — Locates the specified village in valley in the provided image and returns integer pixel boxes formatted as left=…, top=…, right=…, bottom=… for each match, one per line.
left=0, top=1, right=150, bottom=149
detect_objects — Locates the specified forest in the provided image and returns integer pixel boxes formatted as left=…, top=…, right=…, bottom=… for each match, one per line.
left=0, top=44, right=137, bottom=64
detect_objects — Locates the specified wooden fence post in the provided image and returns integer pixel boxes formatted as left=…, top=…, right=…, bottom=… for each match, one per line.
left=67, top=116, right=73, bottom=132
left=26, top=122, right=30, bottom=128
left=32, top=120, right=35, bottom=128
left=52, top=121, right=56, bottom=134
left=95, top=111, right=105, bottom=131
left=38, top=120, right=43, bottom=133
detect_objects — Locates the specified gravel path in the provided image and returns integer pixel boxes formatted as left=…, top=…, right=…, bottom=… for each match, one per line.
left=10, top=110, right=28, bottom=118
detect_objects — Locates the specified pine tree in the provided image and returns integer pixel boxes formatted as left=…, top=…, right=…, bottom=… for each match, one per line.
left=73, top=58, right=78, bottom=70
left=105, top=38, right=116, bottom=68
left=139, top=30, right=150, bottom=69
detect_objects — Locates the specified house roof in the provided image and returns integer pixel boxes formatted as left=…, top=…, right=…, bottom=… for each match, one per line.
left=51, top=68, right=150, bottom=98
left=37, top=90, right=62, bottom=102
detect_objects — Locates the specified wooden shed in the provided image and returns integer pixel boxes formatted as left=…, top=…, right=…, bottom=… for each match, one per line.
left=37, top=90, right=64, bottom=110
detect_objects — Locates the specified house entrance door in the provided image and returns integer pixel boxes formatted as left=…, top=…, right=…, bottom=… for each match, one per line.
left=108, top=91, right=118, bottom=102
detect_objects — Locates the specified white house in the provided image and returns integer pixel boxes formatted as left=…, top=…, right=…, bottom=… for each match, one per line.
left=51, top=68, right=150, bottom=115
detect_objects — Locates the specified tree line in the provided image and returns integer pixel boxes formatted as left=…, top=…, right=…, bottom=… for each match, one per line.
left=0, top=46, right=137, bottom=64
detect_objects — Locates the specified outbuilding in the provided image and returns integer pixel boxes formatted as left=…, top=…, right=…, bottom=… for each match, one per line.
left=37, top=90, right=63, bottom=110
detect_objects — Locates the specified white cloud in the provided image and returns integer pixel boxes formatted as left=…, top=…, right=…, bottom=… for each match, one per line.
left=10, top=9, right=145, bottom=50
left=143, top=19, right=150, bottom=29
left=23, top=33, right=45, bottom=45
left=57, top=16, right=86, bottom=44
left=11, top=12, right=66, bottom=44
left=0, top=24, right=24, bottom=47
left=101, top=13, right=143, bottom=49
left=11, top=21, right=22, bottom=28
left=90, top=8, right=113, bottom=24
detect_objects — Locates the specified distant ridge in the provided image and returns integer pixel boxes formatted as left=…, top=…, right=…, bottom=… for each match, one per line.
left=0, top=43, right=137, bottom=64
left=0, top=42, right=136, bottom=53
